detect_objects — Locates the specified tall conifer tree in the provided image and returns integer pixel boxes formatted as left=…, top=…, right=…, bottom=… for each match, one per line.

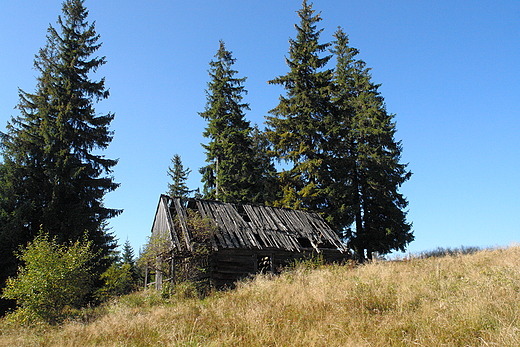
left=331, top=28, right=413, bottom=260
left=0, top=0, right=119, bottom=311
left=200, top=41, right=273, bottom=204
left=265, top=0, right=333, bottom=211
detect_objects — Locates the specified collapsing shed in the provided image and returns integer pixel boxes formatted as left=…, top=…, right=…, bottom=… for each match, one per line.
left=147, top=195, right=349, bottom=289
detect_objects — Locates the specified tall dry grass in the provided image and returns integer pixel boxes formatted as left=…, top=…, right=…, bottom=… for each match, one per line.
left=1, top=246, right=520, bottom=346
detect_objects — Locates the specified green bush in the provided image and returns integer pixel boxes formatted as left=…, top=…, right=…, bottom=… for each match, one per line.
left=96, top=262, right=136, bottom=301
left=1, top=232, right=96, bottom=324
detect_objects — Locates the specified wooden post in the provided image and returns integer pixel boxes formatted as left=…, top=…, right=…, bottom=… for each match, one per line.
left=171, top=252, right=175, bottom=285
left=155, top=254, right=163, bottom=290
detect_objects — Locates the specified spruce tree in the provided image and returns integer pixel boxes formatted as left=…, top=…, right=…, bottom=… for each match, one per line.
left=121, top=239, right=140, bottom=288
left=166, top=154, right=193, bottom=199
left=265, top=0, right=334, bottom=211
left=122, top=239, right=136, bottom=267
left=0, top=0, right=119, bottom=311
left=200, top=41, right=273, bottom=204
left=331, top=28, right=413, bottom=261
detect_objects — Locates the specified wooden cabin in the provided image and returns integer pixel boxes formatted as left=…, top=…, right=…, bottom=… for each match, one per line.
left=147, top=195, right=349, bottom=290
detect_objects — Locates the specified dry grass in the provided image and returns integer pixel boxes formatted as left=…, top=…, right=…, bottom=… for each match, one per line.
left=1, top=246, right=520, bottom=346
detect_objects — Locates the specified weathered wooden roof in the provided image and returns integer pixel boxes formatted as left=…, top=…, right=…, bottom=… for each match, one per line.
left=152, top=195, right=348, bottom=254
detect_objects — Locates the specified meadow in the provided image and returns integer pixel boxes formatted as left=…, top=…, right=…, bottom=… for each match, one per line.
left=1, top=246, right=519, bottom=346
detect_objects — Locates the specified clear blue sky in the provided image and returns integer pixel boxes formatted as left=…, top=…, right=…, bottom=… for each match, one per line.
left=1, top=0, right=519, bottom=256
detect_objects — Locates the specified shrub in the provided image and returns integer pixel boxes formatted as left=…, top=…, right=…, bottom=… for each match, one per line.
left=1, top=232, right=96, bottom=324
left=96, top=262, right=136, bottom=301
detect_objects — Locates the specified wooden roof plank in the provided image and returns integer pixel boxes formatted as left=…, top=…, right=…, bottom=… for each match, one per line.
left=173, top=198, right=193, bottom=252
left=221, top=203, right=251, bottom=248
left=243, top=205, right=270, bottom=248
left=202, top=201, right=236, bottom=248
left=258, top=206, right=278, bottom=230
left=195, top=200, right=219, bottom=251
left=164, top=199, right=182, bottom=251
left=218, top=203, right=246, bottom=248
left=246, top=206, right=276, bottom=248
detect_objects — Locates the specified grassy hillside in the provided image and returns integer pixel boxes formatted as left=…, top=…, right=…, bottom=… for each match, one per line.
left=1, top=247, right=520, bottom=346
